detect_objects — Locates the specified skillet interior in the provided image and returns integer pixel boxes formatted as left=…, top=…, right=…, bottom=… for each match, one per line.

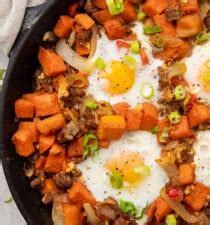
left=2, top=0, right=75, bottom=224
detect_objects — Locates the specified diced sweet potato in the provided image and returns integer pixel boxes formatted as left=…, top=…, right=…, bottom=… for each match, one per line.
left=188, top=104, right=210, bottom=128
left=146, top=201, right=156, bottom=218
left=156, top=119, right=170, bottom=144
left=126, top=108, right=143, bottom=131
left=39, top=134, right=55, bottom=154
left=97, top=115, right=126, bottom=140
left=170, top=116, right=192, bottom=140
left=140, top=48, right=149, bottom=65
left=68, top=181, right=96, bottom=205
left=92, top=9, right=113, bottom=24
left=12, top=129, right=35, bottom=157
left=62, top=203, right=81, bottom=225
left=92, top=0, right=107, bottom=9
left=120, top=1, right=137, bottom=23
left=104, top=19, right=126, bottom=40
left=35, top=156, right=46, bottom=170
left=68, top=137, right=84, bottom=158
left=184, top=182, right=210, bottom=211
left=53, top=15, right=74, bottom=38
left=155, top=197, right=172, bottom=222
left=99, top=140, right=110, bottom=148
left=75, top=42, right=90, bottom=56
left=36, top=113, right=66, bottom=135
left=44, top=144, right=66, bottom=173
left=19, top=122, right=39, bottom=142
left=153, top=14, right=176, bottom=36
left=15, top=98, right=35, bottom=119
left=180, top=0, right=198, bottom=14
left=178, top=163, right=195, bottom=186
left=142, top=0, right=168, bottom=16
left=38, top=47, right=66, bottom=77
left=113, top=102, right=130, bottom=117
left=41, top=179, right=58, bottom=195
left=22, top=92, right=42, bottom=102
left=176, top=13, right=202, bottom=38
left=166, top=0, right=178, bottom=6
left=140, top=103, right=158, bottom=130
left=75, top=14, right=95, bottom=30
left=32, top=93, right=61, bottom=117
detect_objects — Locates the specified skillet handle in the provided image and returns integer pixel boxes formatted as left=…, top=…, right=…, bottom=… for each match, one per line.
left=0, top=92, right=2, bottom=159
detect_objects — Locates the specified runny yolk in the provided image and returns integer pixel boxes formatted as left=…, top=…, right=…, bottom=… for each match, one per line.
left=101, top=60, right=135, bottom=95
left=199, top=61, right=210, bottom=93
left=106, top=152, right=144, bottom=184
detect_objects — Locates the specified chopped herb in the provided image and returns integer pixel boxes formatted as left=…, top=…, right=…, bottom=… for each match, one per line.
left=109, top=171, right=123, bottom=189
left=83, top=134, right=99, bottom=160
left=85, top=100, right=98, bottom=110
left=95, top=57, right=106, bottom=70
left=4, top=197, right=12, bottom=203
left=137, top=12, right=147, bottom=21
left=150, top=126, right=159, bottom=134
left=0, top=68, right=5, bottom=80
left=122, top=55, right=137, bottom=68
left=168, top=111, right=181, bottom=124
left=131, top=41, right=140, bottom=54
left=159, top=128, right=171, bottom=143
left=140, top=82, right=155, bottom=99
left=165, top=214, right=177, bottom=225
left=174, top=85, right=186, bottom=100
left=144, top=25, right=162, bottom=34
left=106, top=0, right=124, bottom=16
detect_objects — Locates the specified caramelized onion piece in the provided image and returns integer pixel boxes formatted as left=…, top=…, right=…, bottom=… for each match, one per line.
left=83, top=203, right=100, bottom=225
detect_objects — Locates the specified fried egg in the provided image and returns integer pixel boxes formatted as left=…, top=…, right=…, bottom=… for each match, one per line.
left=78, top=131, right=168, bottom=224
left=184, top=42, right=210, bottom=103
left=86, top=23, right=162, bottom=107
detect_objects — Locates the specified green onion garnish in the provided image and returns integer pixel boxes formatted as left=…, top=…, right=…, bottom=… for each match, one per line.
left=0, top=68, right=5, bottom=80
left=106, top=0, right=124, bottom=16
left=95, top=57, right=106, bottom=70
left=131, top=41, right=140, bottom=54
left=174, top=85, right=186, bottom=100
left=144, top=25, right=162, bottom=35
left=195, top=31, right=210, bottom=45
left=83, top=134, right=99, bottom=160
left=109, top=171, right=123, bottom=189
left=134, top=165, right=151, bottom=176
left=165, top=214, right=177, bottom=225
left=122, top=55, right=137, bottom=67
left=86, top=100, right=97, bottom=110
left=159, top=128, right=170, bottom=143
left=137, top=11, right=147, bottom=21
left=150, top=126, right=159, bottom=134
left=168, top=111, right=181, bottom=124
left=140, top=82, right=155, bottom=99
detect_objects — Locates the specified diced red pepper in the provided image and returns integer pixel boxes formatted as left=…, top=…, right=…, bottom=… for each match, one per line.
left=185, top=94, right=198, bottom=113
left=116, top=40, right=131, bottom=50
left=140, top=48, right=149, bottom=65
left=167, top=186, right=183, bottom=200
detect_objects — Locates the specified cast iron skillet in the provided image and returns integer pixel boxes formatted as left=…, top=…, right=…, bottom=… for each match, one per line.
left=2, top=0, right=76, bottom=224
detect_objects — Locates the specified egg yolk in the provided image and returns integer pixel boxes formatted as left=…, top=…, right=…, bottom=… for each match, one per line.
left=101, top=60, right=135, bottom=95
left=199, top=60, right=210, bottom=93
left=106, top=152, right=144, bottom=184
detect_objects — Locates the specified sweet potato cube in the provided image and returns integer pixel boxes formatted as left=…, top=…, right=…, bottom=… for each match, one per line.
left=39, top=134, right=55, bottom=154
left=38, top=47, right=66, bottom=77
left=62, top=203, right=81, bottom=225
left=41, top=179, right=58, bottom=195
left=19, top=122, right=39, bottom=142
left=184, top=183, right=210, bottom=211
left=176, top=14, right=202, bottom=38
left=44, top=144, right=66, bottom=173
left=92, top=9, right=113, bottom=24
left=140, top=103, right=158, bottom=130
left=126, top=108, right=143, bottom=131
left=68, top=137, right=84, bottom=158
left=75, top=14, right=95, bottom=30
left=178, top=163, right=195, bottom=186
left=113, top=102, right=130, bottom=117
left=68, top=181, right=96, bottom=205
left=36, top=113, right=66, bottom=135
left=170, top=116, right=192, bottom=140
left=104, top=19, right=125, bottom=40
left=120, top=1, right=137, bottom=23
left=99, top=140, right=110, bottom=148
left=92, top=0, right=107, bottom=9
left=53, top=15, right=74, bottom=38
left=155, top=197, right=172, bottom=222
left=35, top=156, right=46, bottom=170
left=12, top=129, right=35, bottom=157
left=180, top=0, right=199, bottom=14
left=188, top=104, right=210, bottom=128
left=97, top=115, right=126, bottom=140
left=15, top=98, right=35, bottom=119
left=142, top=0, right=168, bottom=16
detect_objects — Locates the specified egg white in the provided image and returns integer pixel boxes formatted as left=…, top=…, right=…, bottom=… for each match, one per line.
left=87, top=22, right=163, bottom=107
left=78, top=131, right=168, bottom=224
left=184, top=42, right=210, bottom=103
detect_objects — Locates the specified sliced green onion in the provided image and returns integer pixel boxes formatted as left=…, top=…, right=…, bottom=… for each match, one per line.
left=159, top=128, right=170, bottom=143
left=168, top=111, right=181, bottom=124
left=165, top=214, right=177, bottom=225
left=106, top=0, right=124, bottom=16
left=137, top=11, right=147, bottom=21
left=155, top=37, right=165, bottom=48
left=140, top=82, right=155, bottom=99
left=195, top=31, right=210, bottom=45
left=134, top=165, right=151, bottom=176
left=122, top=55, right=137, bottom=68
left=144, top=25, right=162, bottom=35
left=174, top=85, right=186, bottom=100
left=83, top=133, right=99, bottom=159
left=109, top=171, right=123, bottom=189
left=85, top=100, right=98, bottom=110
left=131, top=41, right=140, bottom=54
left=168, top=63, right=187, bottom=79
left=0, top=68, right=5, bottom=80
left=119, top=199, right=142, bottom=219
left=95, top=57, right=106, bottom=70
left=150, top=126, right=159, bottom=134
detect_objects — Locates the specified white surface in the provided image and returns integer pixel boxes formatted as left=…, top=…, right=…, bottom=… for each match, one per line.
left=0, top=163, right=26, bottom=225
